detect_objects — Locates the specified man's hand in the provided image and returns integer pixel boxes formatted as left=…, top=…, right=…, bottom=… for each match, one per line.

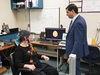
left=67, top=58, right=69, bottom=64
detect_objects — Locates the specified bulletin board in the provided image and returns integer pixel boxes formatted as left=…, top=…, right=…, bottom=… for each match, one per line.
left=69, top=0, right=100, bottom=12
left=30, top=8, right=60, bottom=34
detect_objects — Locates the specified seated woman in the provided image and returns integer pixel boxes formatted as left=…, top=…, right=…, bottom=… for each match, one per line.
left=15, top=30, right=59, bottom=75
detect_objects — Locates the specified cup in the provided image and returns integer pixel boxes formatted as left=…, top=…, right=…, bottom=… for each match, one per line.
left=1, top=42, right=4, bottom=47
left=13, top=3, right=16, bottom=8
left=92, top=38, right=96, bottom=46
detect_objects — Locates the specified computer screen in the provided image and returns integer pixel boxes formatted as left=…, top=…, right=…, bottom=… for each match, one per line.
left=45, top=28, right=66, bottom=41
left=62, top=33, right=67, bottom=41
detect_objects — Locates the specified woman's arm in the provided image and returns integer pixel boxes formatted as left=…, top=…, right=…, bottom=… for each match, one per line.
left=24, top=64, right=36, bottom=71
left=41, top=55, right=50, bottom=62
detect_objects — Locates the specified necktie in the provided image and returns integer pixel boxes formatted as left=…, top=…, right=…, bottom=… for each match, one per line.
left=68, top=20, right=73, bottom=32
left=69, top=20, right=73, bottom=28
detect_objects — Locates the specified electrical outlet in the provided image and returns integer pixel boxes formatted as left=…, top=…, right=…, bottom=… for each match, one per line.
left=97, top=27, right=100, bottom=30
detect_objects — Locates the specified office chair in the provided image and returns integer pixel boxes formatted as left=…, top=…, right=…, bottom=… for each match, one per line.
left=10, top=41, right=44, bottom=75
left=82, top=45, right=100, bottom=75
left=9, top=52, right=32, bottom=75
left=14, top=39, right=20, bottom=46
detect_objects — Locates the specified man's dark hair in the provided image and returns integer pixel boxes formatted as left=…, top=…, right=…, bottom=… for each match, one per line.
left=66, top=4, right=78, bottom=14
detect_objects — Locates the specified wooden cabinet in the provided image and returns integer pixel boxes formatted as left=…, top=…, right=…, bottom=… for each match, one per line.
left=11, top=0, right=43, bottom=9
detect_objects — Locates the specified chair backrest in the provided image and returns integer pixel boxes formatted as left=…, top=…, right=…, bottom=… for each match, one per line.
left=88, top=45, right=100, bottom=58
left=9, top=52, right=17, bottom=75
left=82, top=45, right=100, bottom=63
left=15, top=39, right=20, bottom=46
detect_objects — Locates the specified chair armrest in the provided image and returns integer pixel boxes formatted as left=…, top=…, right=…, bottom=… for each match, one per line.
left=18, top=68, right=32, bottom=72
left=16, top=68, right=32, bottom=75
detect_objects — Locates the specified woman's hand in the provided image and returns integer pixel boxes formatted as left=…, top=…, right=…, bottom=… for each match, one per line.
left=42, top=55, right=50, bottom=62
left=24, top=64, right=36, bottom=71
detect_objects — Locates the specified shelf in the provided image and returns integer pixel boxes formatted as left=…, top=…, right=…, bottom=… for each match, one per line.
left=37, top=49, right=65, bottom=58
left=11, top=0, right=43, bottom=9
left=32, top=41, right=65, bottom=58
left=37, top=49, right=57, bottom=57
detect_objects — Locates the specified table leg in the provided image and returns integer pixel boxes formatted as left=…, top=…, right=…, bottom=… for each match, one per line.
left=57, top=46, right=58, bottom=71
left=58, top=55, right=64, bottom=67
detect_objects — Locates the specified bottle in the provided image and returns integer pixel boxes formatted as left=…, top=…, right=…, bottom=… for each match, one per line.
left=30, top=0, right=32, bottom=7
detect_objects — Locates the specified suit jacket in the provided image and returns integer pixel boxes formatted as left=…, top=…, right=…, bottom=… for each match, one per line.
left=66, top=15, right=89, bottom=58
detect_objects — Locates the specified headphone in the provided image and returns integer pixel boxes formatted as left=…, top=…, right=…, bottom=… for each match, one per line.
left=18, top=30, right=30, bottom=42
left=24, top=36, right=28, bottom=41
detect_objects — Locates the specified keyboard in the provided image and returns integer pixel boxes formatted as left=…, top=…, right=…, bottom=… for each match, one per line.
left=58, top=41, right=66, bottom=46
left=37, top=38, right=46, bottom=41
left=60, top=41, right=66, bottom=44
left=40, top=41, right=53, bottom=44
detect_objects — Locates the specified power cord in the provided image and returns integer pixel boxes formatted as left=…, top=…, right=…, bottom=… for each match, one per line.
left=95, top=29, right=100, bottom=46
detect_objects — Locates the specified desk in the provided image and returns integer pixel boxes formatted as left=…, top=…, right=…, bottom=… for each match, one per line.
left=0, top=44, right=15, bottom=74
left=32, top=40, right=65, bottom=70
left=0, top=44, right=15, bottom=58
left=0, top=44, right=15, bottom=51
left=0, top=66, right=7, bottom=75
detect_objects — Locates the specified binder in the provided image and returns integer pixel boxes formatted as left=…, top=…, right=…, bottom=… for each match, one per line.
left=69, top=54, right=76, bottom=75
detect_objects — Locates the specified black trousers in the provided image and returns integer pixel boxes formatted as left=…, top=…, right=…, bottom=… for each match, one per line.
left=21, top=63, right=59, bottom=75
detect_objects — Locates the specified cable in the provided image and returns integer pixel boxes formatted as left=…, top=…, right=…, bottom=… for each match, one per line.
left=95, top=30, right=99, bottom=44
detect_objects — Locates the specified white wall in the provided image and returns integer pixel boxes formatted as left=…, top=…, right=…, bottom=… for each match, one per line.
left=0, top=0, right=17, bottom=31
left=44, top=0, right=100, bottom=39
left=43, top=0, right=69, bottom=29
left=43, top=0, right=100, bottom=39
left=1, top=0, right=100, bottom=41
left=17, top=0, right=100, bottom=40
left=80, top=13, right=100, bottom=38
left=17, top=9, right=30, bottom=30
left=17, top=0, right=69, bottom=32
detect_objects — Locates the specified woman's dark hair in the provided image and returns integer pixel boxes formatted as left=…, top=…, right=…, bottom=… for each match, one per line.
left=18, top=30, right=30, bottom=42
left=66, top=4, right=78, bottom=14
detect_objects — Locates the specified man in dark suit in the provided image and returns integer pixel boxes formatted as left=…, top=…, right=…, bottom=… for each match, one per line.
left=65, top=4, right=89, bottom=75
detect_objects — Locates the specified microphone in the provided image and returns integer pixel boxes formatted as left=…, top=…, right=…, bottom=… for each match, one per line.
left=60, top=25, right=63, bottom=28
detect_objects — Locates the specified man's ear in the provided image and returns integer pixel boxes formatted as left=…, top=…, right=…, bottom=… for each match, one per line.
left=71, top=9, right=74, bottom=13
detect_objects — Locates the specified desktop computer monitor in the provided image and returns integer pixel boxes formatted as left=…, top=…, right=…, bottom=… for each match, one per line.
left=45, top=28, right=66, bottom=41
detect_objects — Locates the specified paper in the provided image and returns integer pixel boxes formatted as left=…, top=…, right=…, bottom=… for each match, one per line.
left=70, top=0, right=81, bottom=1
left=87, top=38, right=92, bottom=45
left=82, top=0, right=100, bottom=12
